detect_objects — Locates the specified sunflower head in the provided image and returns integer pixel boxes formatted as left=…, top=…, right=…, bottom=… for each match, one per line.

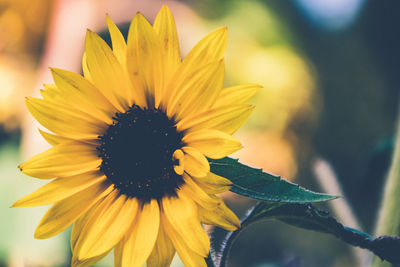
left=97, top=105, right=185, bottom=201
left=15, top=5, right=260, bottom=267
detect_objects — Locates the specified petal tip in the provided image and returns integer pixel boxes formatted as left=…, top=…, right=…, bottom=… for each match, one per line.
left=159, top=4, right=172, bottom=14
left=25, top=97, right=39, bottom=108
left=34, top=229, right=45, bottom=240
left=232, top=221, right=241, bottom=230
left=216, top=26, right=228, bottom=35
left=85, top=29, right=96, bottom=40
left=49, top=67, right=61, bottom=77
left=131, top=11, right=143, bottom=25
left=10, top=198, right=28, bottom=208
left=105, top=13, right=113, bottom=24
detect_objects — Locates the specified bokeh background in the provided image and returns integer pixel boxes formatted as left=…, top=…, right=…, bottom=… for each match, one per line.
left=0, top=0, right=399, bottom=266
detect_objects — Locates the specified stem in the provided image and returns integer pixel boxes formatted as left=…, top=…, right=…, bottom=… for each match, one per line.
left=217, top=205, right=259, bottom=267
left=372, top=107, right=400, bottom=267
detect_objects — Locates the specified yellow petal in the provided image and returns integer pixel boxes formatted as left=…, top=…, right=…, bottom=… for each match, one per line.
left=26, top=97, right=107, bottom=140
left=82, top=53, right=92, bottom=82
left=172, top=149, right=185, bottom=175
left=12, top=171, right=106, bottom=207
left=38, top=129, right=71, bottom=146
left=162, top=213, right=207, bottom=267
left=70, top=201, right=99, bottom=251
left=34, top=181, right=112, bottom=239
left=114, top=241, right=123, bottom=267
left=162, top=27, right=227, bottom=110
left=19, top=141, right=101, bottom=179
left=43, top=83, right=58, bottom=91
left=72, top=250, right=110, bottom=267
left=85, top=30, right=134, bottom=110
left=146, top=225, right=176, bottom=267
left=116, top=199, right=160, bottom=267
left=198, top=196, right=240, bottom=231
left=40, top=84, right=60, bottom=99
left=182, top=175, right=219, bottom=210
left=38, top=130, right=97, bottom=147
left=193, top=172, right=232, bottom=194
left=162, top=190, right=210, bottom=257
left=50, top=68, right=117, bottom=123
left=153, top=5, right=181, bottom=85
left=184, top=27, right=228, bottom=62
left=183, top=129, right=242, bottom=159
left=74, top=192, right=139, bottom=260
left=213, top=84, right=261, bottom=108
left=127, top=13, right=164, bottom=108
left=177, top=104, right=255, bottom=135
left=181, top=26, right=227, bottom=76
left=166, top=60, right=224, bottom=120
left=106, top=14, right=127, bottom=67
left=182, top=146, right=209, bottom=178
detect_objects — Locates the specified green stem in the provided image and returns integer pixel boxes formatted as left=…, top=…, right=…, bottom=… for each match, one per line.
left=372, top=107, right=400, bottom=267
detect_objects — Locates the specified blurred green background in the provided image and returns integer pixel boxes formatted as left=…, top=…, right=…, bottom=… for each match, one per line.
left=0, top=0, right=399, bottom=266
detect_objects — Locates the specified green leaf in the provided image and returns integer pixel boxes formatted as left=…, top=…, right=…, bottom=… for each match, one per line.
left=209, top=157, right=336, bottom=203
left=215, top=202, right=400, bottom=267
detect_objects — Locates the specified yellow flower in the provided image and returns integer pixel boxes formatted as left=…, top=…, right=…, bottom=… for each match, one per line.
left=14, top=5, right=260, bottom=267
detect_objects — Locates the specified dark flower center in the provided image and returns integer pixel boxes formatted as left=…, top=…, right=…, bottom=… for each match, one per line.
left=97, top=105, right=185, bottom=201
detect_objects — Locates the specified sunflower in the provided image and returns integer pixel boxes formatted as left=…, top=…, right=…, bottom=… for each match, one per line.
left=14, top=5, right=260, bottom=267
